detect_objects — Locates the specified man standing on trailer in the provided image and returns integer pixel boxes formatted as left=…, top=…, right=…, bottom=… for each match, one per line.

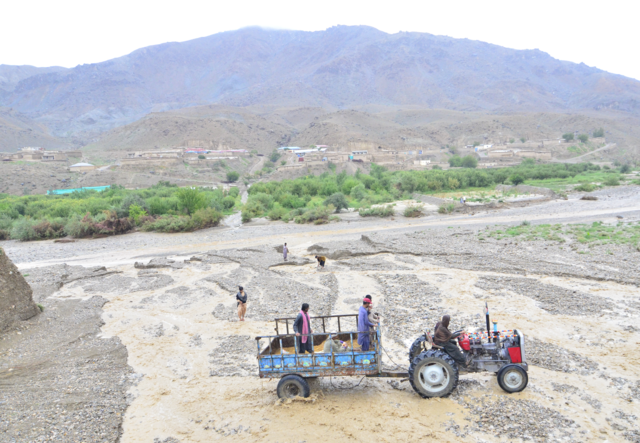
left=358, top=297, right=375, bottom=351
left=294, top=303, right=313, bottom=354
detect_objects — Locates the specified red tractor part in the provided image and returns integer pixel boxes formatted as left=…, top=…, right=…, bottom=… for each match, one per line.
left=458, top=333, right=471, bottom=351
left=508, top=346, right=522, bottom=363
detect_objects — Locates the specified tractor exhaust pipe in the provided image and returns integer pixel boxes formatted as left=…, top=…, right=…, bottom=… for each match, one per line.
left=485, top=302, right=491, bottom=338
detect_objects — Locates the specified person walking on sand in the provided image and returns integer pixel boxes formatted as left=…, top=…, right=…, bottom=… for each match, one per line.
left=283, top=243, right=288, bottom=261
left=294, top=303, right=313, bottom=354
left=315, top=255, right=326, bottom=270
left=236, top=286, right=247, bottom=322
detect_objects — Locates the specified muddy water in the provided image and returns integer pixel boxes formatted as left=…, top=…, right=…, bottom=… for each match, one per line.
left=40, top=240, right=638, bottom=442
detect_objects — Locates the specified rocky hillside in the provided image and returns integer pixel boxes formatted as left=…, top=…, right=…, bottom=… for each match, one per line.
left=3, top=26, right=640, bottom=135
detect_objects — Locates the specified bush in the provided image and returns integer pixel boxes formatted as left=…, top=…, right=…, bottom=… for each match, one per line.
left=198, top=154, right=205, bottom=160
left=294, top=205, right=334, bottom=224
left=562, top=133, right=574, bottom=141
left=574, top=183, right=595, bottom=192
left=128, top=204, right=147, bottom=226
left=438, top=203, right=455, bottom=214
left=176, top=188, right=206, bottom=215
left=64, top=214, right=96, bottom=238
left=141, top=216, right=193, bottom=233
left=620, top=164, right=631, bottom=174
left=120, top=194, right=149, bottom=216
left=604, top=176, right=620, bottom=186
left=0, top=229, right=8, bottom=240
left=593, top=128, right=605, bottom=137
left=241, top=210, right=253, bottom=223
left=509, top=174, right=525, bottom=185
left=404, top=204, right=424, bottom=218
left=191, top=207, right=223, bottom=229
left=520, top=137, right=526, bottom=143
left=324, top=192, right=349, bottom=212
left=578, top=134, right=589, bottom=143
left=267, top=205, right=288, bottom=221
left=359, top=205, right=394, bottom=217
left=226, top=171, right=240, bottom=182
left=461, top=155, right=478, bottom=168
left=10, top=219, right=39, bottom=241
left=269, top=150, right=281, bottom=163
left=222, top=196, right=236, bottom=210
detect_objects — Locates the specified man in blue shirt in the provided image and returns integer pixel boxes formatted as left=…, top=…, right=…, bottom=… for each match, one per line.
left=358, top=297, right=375, bottom=351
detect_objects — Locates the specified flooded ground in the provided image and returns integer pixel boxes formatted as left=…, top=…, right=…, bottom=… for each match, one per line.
left=1, top=185, right=639, bottom=442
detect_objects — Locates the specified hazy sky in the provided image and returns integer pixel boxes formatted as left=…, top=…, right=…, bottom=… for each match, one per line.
left=2, top=0, right=638, bottom=80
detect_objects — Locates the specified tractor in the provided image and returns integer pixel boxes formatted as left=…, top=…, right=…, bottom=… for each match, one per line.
left=407, top=304, right=529, bottom=398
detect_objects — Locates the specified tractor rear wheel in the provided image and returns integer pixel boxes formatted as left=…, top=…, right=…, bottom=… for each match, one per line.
left=277, top=375, right=311, bottom=399
left=409, top=350, right=459, bottom=398
left=409, top=335, right=427, bottom=363
left=497, top=365, right=528, bottom=393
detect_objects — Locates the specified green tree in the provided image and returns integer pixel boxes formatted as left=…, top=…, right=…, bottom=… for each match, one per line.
left=323, top=193, right=349, bottom=212
left=176, top=188, right=206, bottom=215
left=520, top=137, right=526, bottom=143
left=509, top=138, right=515, bottom=143
left=593, top=128, right=605, bottom=137
left=280, top=160, right=286, bottom=166
left=269, top=150, right=281, bottom=163
left=562, top=133, right=574, bottom=142
left=198, top=154, right=205, bottom=160
left=578, top=134, right=589, bottom=143
left=620, top=164, right=631, bottom=174
left=449, top=155, right=462, bottom=167
left=472, top=141, right=480, bottom=147
left=226, top=171, right=240, bottom=182
left=461, top=155, right=478, bottom=168
left=510, top=174, right=525, bottom=185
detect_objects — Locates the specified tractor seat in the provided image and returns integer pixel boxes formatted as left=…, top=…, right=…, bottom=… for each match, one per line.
left=426, top=331, right=442, bottom=350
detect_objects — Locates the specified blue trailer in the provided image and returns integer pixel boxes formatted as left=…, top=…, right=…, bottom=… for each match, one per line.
left=255, top=314, right=406, bottom=398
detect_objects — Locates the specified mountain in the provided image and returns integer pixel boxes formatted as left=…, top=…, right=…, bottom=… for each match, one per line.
left=0, top=65, right=67, bottom=94
left=2, top=26, right=640, bottom=137
left=0, top=107, right=69, bottom=152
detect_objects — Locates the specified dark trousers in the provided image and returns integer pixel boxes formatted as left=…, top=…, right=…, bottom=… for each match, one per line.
left=437, top=341, right=466, bottom=366
left=297, top=336, right=314, bottom=353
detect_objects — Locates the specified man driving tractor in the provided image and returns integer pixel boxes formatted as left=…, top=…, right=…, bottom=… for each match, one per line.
left=433, top=314, right=469, bottom=366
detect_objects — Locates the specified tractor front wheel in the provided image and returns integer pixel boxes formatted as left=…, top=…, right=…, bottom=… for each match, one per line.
left=277, top=375, right=311, bottom=399
left=409, top=335, right=427, bottom=363
left=409, top=350, right=459, bottom=398
left=497, top=364, right=528, bottom=393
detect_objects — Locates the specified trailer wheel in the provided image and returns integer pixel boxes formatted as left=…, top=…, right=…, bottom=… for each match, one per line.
left=497, top=364, right=528, bottom=393
left=409, top=350, right=458, bottom=398
left=277, top=375, right=311, bottom=399
left=409, top=335, right=427, bottom=363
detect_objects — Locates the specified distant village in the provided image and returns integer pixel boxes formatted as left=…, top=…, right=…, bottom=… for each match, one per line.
left=0, top=134, right=605, bottom=176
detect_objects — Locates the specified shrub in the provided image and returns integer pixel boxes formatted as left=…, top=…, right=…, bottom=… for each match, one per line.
left=267, top=205, right=288, bottom=221
left=294, top=205, right=334, bottom=224
left=604, top=176, right=620, bottom=186
left=226, top=171, right=240, bottom=182
left=241, top=210, right=253, bottom=223
left=520, top=220, right=530, bottom=226
left=64, top=214, right=96, bottom=238
left=10, top=218, right=65, bottom=241
left=0, top=229, right=8, bottom=240
left=120, top=194, right=149, bottom=216
left=141, top=216, right=193, bottom=233
left=578, top=134, right=589, bottom=143
left=128, top=204, right=147, bottom=226
left=359, top=205, right=394, bottom=217
left=269, top=150, right=281, bottom=163
left=404, top=204, right=424, bottom=218
left=437, top=203, right=455, bottom=214
left=593, top=128, right=605, bottom=137
left=222, top=196, right=236, bottom=210
left=520, top=137, right=526, bottom=143
left=574, top=183, right=595, bottom=192
left=176, top=188, right=206, bottom=215
left=198, top=154, right=205, bottom=160
left=620, top=164, right=631, bottom=174
left=509, top=174, right=525, bottom=185
left=562, top=133, right=574, bottom=141
left=324, top=192, right=349, bottom=212
left=191, top=207, right=223, bottom=229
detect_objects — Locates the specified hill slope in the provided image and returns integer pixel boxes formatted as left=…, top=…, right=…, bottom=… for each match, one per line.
left=3, top=26, right=640, bottom=135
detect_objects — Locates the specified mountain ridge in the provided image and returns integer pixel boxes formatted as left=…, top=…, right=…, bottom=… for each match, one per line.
left=2, top=26, right=640, bottom=136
